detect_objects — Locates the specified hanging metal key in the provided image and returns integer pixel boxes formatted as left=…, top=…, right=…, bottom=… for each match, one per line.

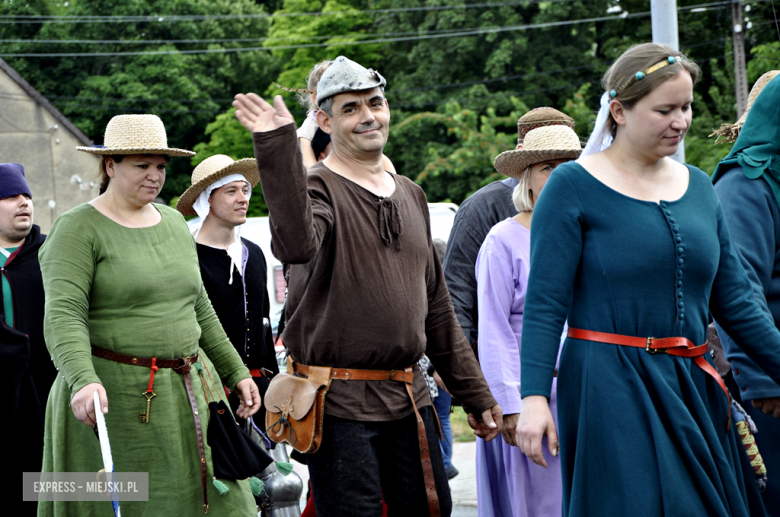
left=140, top=391, right=156, bottom=423
left=140, top=357, right=159, bottom=424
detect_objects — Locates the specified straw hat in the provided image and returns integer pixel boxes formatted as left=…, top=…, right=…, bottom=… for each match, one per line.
left=516, top=107, right=574, bottom=144
left=494, top=125, right=582, bottom=178
left=176, top=154, right=259, bottom=215
left=76, top=114, right=196, bottom=156
left=710, top=70, right=780, bottom=144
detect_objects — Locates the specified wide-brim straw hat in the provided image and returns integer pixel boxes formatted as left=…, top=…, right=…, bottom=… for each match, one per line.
left=176, top=154, right=259, bottom=216
left=710, top=70, right=780, bottom=144
left=494, top=125, right=582, bottom=178
left=76, top=114, right=196, bottom=157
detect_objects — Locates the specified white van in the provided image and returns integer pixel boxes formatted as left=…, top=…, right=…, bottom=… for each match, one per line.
left=187, top=202, right=458, bottom=329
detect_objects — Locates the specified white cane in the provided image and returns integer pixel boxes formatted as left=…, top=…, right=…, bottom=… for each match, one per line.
left=94, top=391, right=121, bottom=517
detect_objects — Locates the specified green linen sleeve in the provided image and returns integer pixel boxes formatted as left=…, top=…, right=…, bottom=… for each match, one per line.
left=38, top=210, right=102, bottom=398
left=194, top=282, right=251, bottom=390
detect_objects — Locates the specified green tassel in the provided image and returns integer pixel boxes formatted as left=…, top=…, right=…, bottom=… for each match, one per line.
left=249, top=476, right=264, bottom=496
left=275, top=462, right=294, bottom=476
left=193, top=361, right=204, bottom=373
left=212, top=477, right=229, bottom=495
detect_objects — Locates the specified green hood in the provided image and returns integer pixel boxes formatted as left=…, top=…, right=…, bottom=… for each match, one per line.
left=712, top=74, right=780, bottom=207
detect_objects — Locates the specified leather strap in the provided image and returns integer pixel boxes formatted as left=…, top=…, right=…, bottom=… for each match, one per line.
left=91, top=346, right=208, bottom=512
left=183, top=370, right=209, bottom=514
left=91, top=345, right=198, bottom=372
left=567, top=328, right=731, bottom=431
left=291, top=360, right=440, bottom=517
left=402, top=370, right=441, bottom=517
left=292, top=363, right=414, bottom=383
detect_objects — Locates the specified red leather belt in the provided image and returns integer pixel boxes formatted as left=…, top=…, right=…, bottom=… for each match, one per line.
left=249, top=368, right=274, bottom=378
left=567, top=328, right=731, bottom=431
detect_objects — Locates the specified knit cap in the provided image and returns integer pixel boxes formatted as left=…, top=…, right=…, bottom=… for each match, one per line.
left=0, top=163, right=32, bottom=200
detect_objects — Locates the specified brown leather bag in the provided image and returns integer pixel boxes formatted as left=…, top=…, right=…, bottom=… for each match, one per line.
left=264, top=357, right=332, bottom=453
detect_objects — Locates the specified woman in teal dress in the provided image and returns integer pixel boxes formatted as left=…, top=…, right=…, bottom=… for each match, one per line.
left=38, top=115, right=260, bottom=516
left=516, top=43, right=780, bottom=516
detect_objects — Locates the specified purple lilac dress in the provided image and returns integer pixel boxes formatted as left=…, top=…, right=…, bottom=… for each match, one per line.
left=475, top=218, right=564, bottom=517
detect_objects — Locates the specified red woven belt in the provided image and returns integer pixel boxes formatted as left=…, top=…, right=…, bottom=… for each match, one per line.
left=567, top=328, right=731, bottom=431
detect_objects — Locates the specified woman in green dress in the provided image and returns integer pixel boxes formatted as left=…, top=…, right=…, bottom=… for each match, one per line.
left=38, top=114, right=260, bottom=516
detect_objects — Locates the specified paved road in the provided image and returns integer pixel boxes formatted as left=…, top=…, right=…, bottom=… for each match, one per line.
left=290, top=441, right=478, bottom=516
left=450, top=441, right=478, bottom=516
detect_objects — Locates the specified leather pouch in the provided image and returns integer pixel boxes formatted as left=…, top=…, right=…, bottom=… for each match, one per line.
left=264, top=358, right=332, bottom=453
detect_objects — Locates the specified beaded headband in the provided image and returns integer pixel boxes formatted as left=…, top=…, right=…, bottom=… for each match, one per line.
left=609, top=56, right=681, bottom=98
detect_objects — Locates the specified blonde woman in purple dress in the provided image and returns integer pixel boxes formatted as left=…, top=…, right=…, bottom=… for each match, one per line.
left=475, top=125, right=581, bottom=516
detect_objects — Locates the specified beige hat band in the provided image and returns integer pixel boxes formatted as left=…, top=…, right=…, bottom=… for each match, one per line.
left=104, top=134, right=173, bottom=148
left=518, top=117, right=575, bottom=127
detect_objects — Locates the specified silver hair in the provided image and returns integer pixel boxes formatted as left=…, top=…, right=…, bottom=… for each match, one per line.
left=512, top=167, right=534, bottom=212
left=319, top=96, right=334, bottom=117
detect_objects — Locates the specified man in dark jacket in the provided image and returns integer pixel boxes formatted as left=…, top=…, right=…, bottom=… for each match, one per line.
left=442, top=108, right=574, bottom=356
left=176, top=155, right=280, bottom=420
left=0, top=163, right=54, bottom=515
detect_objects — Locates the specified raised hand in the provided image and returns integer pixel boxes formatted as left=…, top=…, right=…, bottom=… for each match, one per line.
left=233, top=94, right=295, bottom=134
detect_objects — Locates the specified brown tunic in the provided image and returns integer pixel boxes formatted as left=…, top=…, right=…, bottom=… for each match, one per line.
left=253, top=124, right=496, bottom=421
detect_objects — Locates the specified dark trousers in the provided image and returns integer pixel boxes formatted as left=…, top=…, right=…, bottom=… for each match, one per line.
left=306, top=406, right=452, bottom=517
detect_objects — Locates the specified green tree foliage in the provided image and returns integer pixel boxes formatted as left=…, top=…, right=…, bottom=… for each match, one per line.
left=686, top=41, right=780, bottom=175
left=386, top=84, right=598, bottom=204
left=4, top=0, right=779, bottom=205
left=262, top=0, right=384, bottom=123
left=407, top=100, right=528, bottom=203
left=747, top=41, right=780, bottom=82
left=0, top=0, right=281, bottom=201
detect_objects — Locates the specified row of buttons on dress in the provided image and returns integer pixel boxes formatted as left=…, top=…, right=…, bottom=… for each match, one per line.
left=660, top=202, right=685, bottom=323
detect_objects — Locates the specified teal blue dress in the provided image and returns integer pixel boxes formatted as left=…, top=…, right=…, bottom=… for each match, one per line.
left=520, top=162, right=780, bottom=516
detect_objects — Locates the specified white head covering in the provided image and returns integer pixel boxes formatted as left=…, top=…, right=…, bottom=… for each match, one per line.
left=192, top=173, right=251, bottom=284
left=579, top=92, right=615, bottom=159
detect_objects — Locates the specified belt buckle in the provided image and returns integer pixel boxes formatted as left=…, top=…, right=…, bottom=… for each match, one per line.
left=174, top=356, right=192, bottom=373
left=646, top=337, right=667, bottom=354
left=646, top=337, right=658, bottom=354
